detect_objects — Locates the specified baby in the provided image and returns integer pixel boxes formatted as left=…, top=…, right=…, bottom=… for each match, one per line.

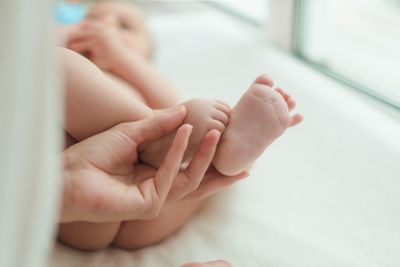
left=58, top=1, right=303, bottom=250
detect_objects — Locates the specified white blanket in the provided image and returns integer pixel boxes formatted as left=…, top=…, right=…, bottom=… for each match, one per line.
left=50, top=3, right=400, bottom=266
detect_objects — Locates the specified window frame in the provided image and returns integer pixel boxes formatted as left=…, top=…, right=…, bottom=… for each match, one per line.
left=205, top=0, right=267, bottom=27
left=205, top=0, right=400, bottom=111
left=291, top=0, right=400, bottom=110
left=210, top=0, right=400, bottom=110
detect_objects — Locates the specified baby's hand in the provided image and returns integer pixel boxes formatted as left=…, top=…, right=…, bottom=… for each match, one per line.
left=68, top=18, right=127, bottom=70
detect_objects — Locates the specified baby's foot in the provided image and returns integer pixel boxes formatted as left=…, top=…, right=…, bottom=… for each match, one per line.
left=139, top=99, right=230, bottom=168
left=213, top=75, right=303, bottom=176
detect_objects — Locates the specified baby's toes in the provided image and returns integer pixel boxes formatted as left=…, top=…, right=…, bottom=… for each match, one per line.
left=254, top=74, right=274, bottom=87
left=275, top=87, right=296, bottom=111
left=208, top=118, right=227, bottom=133
left=214, top=100, right=231, bottom=115
left=289, top=113, right=303, bottom=127
left=286, top=97, right=296, bottom=111
left=275, top=87, right=289, bottom=100
left=212, top=109, right=229, bottom=126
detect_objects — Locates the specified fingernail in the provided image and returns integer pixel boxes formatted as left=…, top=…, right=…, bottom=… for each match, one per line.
left=179, top=124, right=193, bottom=136
left=210, top=129, right=221, bottom=137
left=185, top=124, right=193, bottom=131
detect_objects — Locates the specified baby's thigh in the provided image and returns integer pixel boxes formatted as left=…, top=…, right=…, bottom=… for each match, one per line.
left=60, top=47, right=153, bottom=141
left=113, top=199, right=204, bottom=249
left=58, top=221, right=121, bottom=251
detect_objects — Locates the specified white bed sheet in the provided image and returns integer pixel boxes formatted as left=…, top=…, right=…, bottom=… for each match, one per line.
left=49, top=3, right=400, bottom=267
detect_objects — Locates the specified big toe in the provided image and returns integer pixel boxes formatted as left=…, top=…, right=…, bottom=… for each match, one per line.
left=254, top=74, right=274, bottom=87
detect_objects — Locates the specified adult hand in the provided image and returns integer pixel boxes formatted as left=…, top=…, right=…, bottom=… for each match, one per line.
left=61, top=107, right=192, bottom=223
left=134, top=161, right=248, bottom=205
left=61, top=106, right=247, bottom=223
left=131, top=143, right=249, bottom=204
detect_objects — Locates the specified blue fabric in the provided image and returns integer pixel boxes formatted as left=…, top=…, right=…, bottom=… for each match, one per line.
left=54, top=1, right=86, bottom=25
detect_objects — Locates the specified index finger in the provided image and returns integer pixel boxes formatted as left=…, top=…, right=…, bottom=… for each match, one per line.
left=114, top=106, right=187, bottom=145
left=184, top=170, right=249, bottom=201
left=154, top=124, right=193, bottom=202
left=168, top=129, right=221, bottom=202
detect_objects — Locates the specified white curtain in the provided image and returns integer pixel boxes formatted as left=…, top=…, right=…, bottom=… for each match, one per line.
left=0, top=1, right=62, bottom=267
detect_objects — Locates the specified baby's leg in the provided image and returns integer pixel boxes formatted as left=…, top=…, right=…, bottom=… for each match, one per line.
left=58, top=48, right=227, bottom=250
left=213, top=75, right=303, bottom=176
left=62, top=46, right=229, bottom=170
left=104, top=76, right=301, bottom=249
left=61, top=47, right=154, bottom=141
left=58, top=221, right=122, bottom=251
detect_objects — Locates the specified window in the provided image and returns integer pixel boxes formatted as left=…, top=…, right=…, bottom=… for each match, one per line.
left=295, top=0, right=400, bottom=108
left=207, top=0, right=269, bottom=26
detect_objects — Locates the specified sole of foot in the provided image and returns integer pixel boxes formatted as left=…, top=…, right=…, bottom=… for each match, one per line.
left=213, top=74, right=303, bottom=176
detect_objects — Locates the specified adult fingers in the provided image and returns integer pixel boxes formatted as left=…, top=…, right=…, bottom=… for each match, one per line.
left=134, top=164, right=157, bottom=184
left=155, top=124, right=192, bottom=200
left=114, top=105, right=187, bottom=145
left=170, top=130, right=221, bottom=201
left=184, top=170, right=249, bottom=201
left=140, top=125, right=192, bottom=215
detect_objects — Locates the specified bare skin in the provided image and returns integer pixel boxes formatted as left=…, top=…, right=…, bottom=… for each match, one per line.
left=213, top=75, right=302, bottom=175
left=58, top=48, right=247, bottom=250
left=83, top=0, right=152, bottom=61
left=58, top=1, right=302, bottom=251
left=140, top=75, right=303, bottom=175
left=63, top=1, right=303, bottom=176
left=139, top=98, right=231, bottom=168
